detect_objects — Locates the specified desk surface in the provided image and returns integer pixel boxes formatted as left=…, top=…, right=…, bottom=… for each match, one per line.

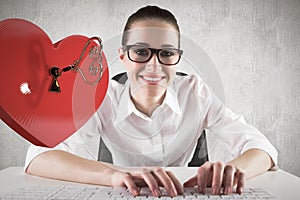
left=0, top=167, right=299, bottom=200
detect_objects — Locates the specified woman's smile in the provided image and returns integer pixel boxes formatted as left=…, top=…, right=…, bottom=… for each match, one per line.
left=138, top=74, right=166, bottom=85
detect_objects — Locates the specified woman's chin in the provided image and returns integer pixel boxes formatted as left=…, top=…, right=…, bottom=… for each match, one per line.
left=142, top=85, right=167, bottom=98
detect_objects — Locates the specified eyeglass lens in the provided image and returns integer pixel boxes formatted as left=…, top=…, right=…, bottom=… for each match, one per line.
left=128, top=46, right=181, bottom=65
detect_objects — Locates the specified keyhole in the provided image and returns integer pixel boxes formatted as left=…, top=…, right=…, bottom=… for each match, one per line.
left=49, top=67, right=61, bottom=93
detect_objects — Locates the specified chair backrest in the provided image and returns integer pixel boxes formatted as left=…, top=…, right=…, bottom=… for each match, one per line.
left=98, top=72, right=209, bottom=166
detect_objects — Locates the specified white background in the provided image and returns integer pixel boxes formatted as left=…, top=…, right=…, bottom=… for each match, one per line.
left=0, top=0, right=299, bottom=177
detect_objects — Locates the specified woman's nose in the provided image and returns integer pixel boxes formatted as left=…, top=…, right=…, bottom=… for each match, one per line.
left=147, top=52, right=159, bottom=65
left=145, top=59, right=162, bottom=73
left=145, top=53, right=162, bottom=72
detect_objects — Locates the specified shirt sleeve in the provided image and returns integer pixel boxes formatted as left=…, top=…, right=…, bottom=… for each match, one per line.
left=203, top=83, right=278, bottom=167
left=24, top=112, right=102, bottom=172
left=24, top=142, right=70, bottom=172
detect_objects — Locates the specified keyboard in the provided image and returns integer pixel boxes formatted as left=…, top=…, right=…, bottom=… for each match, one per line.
left=0, top=186, right=275, bottom=200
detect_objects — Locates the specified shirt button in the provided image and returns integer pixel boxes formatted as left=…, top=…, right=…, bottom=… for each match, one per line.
left=152, top=135, right=162, bottom=146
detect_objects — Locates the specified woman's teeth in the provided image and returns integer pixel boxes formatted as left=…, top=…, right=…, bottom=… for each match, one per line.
left=143, top=77, right=162, bottom=82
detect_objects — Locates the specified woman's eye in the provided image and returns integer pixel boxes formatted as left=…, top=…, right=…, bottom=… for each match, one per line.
left=160, top=50, right=175, bottom=57
left=134, top=49, right=149, bottom=56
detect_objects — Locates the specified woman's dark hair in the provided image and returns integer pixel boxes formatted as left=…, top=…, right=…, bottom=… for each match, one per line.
left=122, top=5, right=180, bottom=46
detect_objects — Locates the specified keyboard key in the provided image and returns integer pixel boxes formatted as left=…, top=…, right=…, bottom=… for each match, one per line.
left=0, top=186, right=275, bottom=200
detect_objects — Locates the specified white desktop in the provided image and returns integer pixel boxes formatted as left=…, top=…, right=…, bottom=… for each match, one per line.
left=0, top=167, right=299, bottom=200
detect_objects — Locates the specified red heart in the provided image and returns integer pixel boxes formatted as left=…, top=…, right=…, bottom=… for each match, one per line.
left=0, top=19, right=109, bottom=147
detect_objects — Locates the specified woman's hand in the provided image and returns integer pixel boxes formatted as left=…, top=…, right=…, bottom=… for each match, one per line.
left=183, top=161, right=245, bottom=195
left=109, top=166, right=184, bottom=197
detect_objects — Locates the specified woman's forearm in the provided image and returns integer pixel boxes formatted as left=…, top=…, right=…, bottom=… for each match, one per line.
left=26, top=150, right=115, bottom=186
left=26, top=150, right=184, bottom=197
left=227, top=148, right=275, bottom=179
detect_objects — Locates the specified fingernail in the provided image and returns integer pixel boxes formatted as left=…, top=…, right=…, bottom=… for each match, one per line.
left=224, top=187, right=230, bottom=194
left=171, top=189, right=177, bottom=197
left=155, top=188, right=161, bottom=197
left=179, top=187, right=184, bottom=195
left=200, top=187, right=206, bottom=194
left=198, top=186, right=202, bottom=194
left=239, top=187, right=243, bottom=195
left=134, top=189, right=139, bottom=196
left=212, top=186, right=220, bottom=194
left=153, top=190, right=158, bottom=197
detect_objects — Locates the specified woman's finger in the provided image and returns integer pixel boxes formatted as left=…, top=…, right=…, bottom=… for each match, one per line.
left=122, top=173, right=140, bottom=196
left=222, top=165, right=235, bottom=194
left=235, top=169, right=245, bottom=194
left=151, top=167, right=177, bottom=197
left=166, top=171, right=184, bottom=195
left=183, top=175, right=197, bottom=187
left=197, top=161, right=212, bottom=194
left=139, top=170, right=161, bottom=197
left=211, top=162, right=225, bottom=194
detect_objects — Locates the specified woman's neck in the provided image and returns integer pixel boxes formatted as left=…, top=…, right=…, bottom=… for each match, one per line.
left=131, top=92, right=166, bottom=117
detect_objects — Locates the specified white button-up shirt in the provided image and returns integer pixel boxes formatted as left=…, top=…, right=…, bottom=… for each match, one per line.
left=25, top=75, right=278, bottom=170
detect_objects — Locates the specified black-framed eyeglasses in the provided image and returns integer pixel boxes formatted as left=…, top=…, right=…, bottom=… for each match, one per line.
left=123, top=45, right=183, bottom=66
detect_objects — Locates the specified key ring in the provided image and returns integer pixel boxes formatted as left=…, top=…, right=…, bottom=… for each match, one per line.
left=49, top=37, right=104, bottom=92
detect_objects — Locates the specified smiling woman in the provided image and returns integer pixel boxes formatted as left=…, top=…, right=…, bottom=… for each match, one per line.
left=120, top=26, right=181, bottom=116
left=22, top=5, right=279, bottom=198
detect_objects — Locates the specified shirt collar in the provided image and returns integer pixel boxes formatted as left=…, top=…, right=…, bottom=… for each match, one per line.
left=162, top=85, right=182, bottom=116
left=116, top=82, right=182, bottom=123
left=116, top=82, right=134, bottom=123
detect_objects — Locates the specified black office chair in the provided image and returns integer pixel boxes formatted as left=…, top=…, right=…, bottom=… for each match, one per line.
left=98, top=72, right=209, bottom=167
